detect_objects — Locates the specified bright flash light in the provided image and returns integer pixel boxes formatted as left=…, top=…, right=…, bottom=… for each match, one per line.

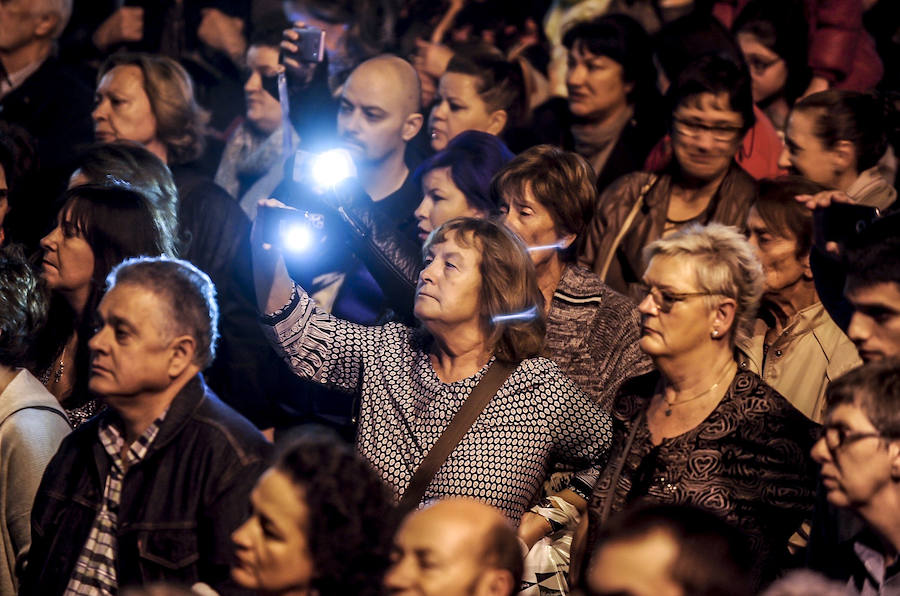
left=282, top=223, right=314, bottom=253
left=311, top=149, right=356, bottom=191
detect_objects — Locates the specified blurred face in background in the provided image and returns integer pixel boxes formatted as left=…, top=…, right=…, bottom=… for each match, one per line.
left=746, top=206, right=810, bottom=298
left=429, top=73, right=504, bottom=151
left=93, top=65, right=167, bottom=161
left=244, top=44, right=283, bottom=136
left=671, top=92, right=743, bottom=183
left=737, top=32, right=788, bottom=105
left=566, top=43, right=632, bottom=121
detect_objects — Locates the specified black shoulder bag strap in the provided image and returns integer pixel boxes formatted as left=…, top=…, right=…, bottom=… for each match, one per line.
left=395, top=359, right=518, bottom=518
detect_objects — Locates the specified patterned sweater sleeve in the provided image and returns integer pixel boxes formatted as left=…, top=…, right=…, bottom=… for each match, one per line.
left=536, top=359, right=613, bottom=470
left=259, top=282, right=384, bottom=393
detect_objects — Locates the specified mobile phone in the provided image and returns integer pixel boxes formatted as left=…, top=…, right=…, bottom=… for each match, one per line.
left=815, top=202, right=880, bottom=249
left=258, top=205, right=326, bottom=253
left=284, top=27, right=325, bottom=63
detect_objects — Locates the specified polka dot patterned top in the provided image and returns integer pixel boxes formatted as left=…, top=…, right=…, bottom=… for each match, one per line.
left=262, top=284, right=614, bottom=523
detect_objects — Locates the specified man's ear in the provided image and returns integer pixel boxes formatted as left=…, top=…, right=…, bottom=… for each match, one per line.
left=476, top=568, right=515, bottom=596
left=402, top=112, right=425, bottom=142
left=167, top=335, right=198, bottom=378
left=34, top=11, right=60, bottom=39
left=485, top=109, right=508, bottom=136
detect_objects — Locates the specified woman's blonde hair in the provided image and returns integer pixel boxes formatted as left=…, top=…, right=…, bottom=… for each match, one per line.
left=643, top=223, right=763, bottom=347
left=423, top=218, right=546, bottom=362
left=98, top=53, right=210, bottom=165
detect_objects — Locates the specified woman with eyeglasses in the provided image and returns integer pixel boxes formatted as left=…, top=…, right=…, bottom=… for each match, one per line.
left=580, top=54, right=758, bottom=300
left=733, top=0, right=812, bottom=132
left=571, top=223, right=819, bottom=589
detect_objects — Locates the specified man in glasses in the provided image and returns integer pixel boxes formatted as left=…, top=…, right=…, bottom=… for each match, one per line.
left=811, top=360, right=900, bottom=593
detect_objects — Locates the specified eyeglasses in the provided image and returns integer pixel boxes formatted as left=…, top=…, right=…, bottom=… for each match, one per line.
left=637, top=282, right=716, bottom=313
left=819, top=424, right=886, bottom=452
left=672, top=117, right=744, bottom=143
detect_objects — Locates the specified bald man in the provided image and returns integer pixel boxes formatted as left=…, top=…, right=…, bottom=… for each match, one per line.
left=384, top=499, right=522, bottom=596
left=337, top=55, right=423, bottom=201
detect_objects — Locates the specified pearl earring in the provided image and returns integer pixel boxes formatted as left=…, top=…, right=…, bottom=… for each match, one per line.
left=712, top=330, right=719, bottom=337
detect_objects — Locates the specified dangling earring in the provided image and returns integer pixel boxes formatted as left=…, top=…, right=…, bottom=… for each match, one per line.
left=712, top=329, right=719, bottom=338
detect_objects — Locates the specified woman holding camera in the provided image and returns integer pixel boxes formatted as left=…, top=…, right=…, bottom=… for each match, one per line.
left=253, top=213, right=612, bottom=522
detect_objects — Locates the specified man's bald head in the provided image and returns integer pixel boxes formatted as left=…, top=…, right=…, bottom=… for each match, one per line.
left=337, top=54, right=423, bottom=172
left=384, top=498, right=521, bottom=596
left=348, top=54, right=421, bottom=117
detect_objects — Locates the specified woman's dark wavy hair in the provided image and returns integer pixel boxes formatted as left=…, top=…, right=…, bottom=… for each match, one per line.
left=422, top=218, right=546, bottom=362
left=0, top=245, right=49, bottom=369
left=413, top=131, right=514, bottom=215
left=34, top=184, right=176, bottom=406
left=275, top=431, right=394, bottom=596
left=73, top=142, right=179, bottom=254
left=733, top=0, right=811, bottom=105
left=562, top=14, right=660, bottom=115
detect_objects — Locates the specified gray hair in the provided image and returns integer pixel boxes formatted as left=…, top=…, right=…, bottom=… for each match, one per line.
left=106, top=256, right=219, bottom=369
left=643, top=223, right=763, bottom=348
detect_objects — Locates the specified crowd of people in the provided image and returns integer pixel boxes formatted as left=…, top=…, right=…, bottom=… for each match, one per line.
left=0, top=0, right=898, bottom=594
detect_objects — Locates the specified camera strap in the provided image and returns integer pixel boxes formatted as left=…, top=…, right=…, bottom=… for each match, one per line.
left=278, top=71, right=294, bottom=156
left=396, top=359, right=519, bottom=518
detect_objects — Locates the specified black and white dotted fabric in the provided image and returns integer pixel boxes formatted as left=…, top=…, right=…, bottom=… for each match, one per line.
left=263, top=286, right=614, bottom=523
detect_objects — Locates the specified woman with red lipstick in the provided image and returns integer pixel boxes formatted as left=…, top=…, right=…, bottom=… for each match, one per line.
left=571, top=223, right=818, bottom=589
left=580, top=54, right=758, bottom=300
left=34, top=184, right=175, bottom=426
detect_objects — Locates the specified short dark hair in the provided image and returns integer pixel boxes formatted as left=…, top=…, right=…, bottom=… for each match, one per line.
left=754, top=176, right=825, bottom=258
left=824, top=359, right=900, bottom=438
left=414, top=130, right=514, bottom=215
left=275, top=429, right=394, bottom=596
left=490, top=145, right=598, bottom=262
left=793, top=90, right=890, bottom=172
left=445, top=45, right=526, bottom=130
left=72, top=142, right=179, bottom=253
left=845, top=217, right=900, bottom=290
left=667, top=54, right=755, bottom=135
left=0, top=245, right=48, bottom=368
left=423, top=218, right=546, bottom=362
left=562, top=14, right=659, bottom=110
left=107, top=257, right=219, bottom=368
left=654, top=13, right=743, bottom=84
left=588, top=503, right=753, bottom=596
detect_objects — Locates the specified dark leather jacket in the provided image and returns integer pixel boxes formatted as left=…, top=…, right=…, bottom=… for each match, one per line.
left=21, top=375, right=272, bottom=596
left=579, top=163, right=757, bottom=299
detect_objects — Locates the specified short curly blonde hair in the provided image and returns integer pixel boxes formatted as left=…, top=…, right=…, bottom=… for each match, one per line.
left=643, top=223, right=763, bottom=347
left=98, top=53, right=210, bottom=165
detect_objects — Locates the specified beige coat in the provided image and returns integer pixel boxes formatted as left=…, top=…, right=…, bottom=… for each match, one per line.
left=737, top=302, right=861, bottom=422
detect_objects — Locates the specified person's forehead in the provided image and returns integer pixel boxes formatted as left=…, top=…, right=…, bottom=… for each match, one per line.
left=343, top=65, right=407, bottom=111
left=846, top=281, right=900, bottom=311
left=430, top=235, right=481, bottom=260
left=675, top=92, right=741, bottom=122
left=439, top=72, right=480, bottom=97
left=397, top=509, right=480, bottom=557
left=101, top=65, right=145, bottom=92
left=826, top=401, right=878, bottom=430
left=247, top=45, right=280, bottom=67
left=101, top=283, right=165, bottom=324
